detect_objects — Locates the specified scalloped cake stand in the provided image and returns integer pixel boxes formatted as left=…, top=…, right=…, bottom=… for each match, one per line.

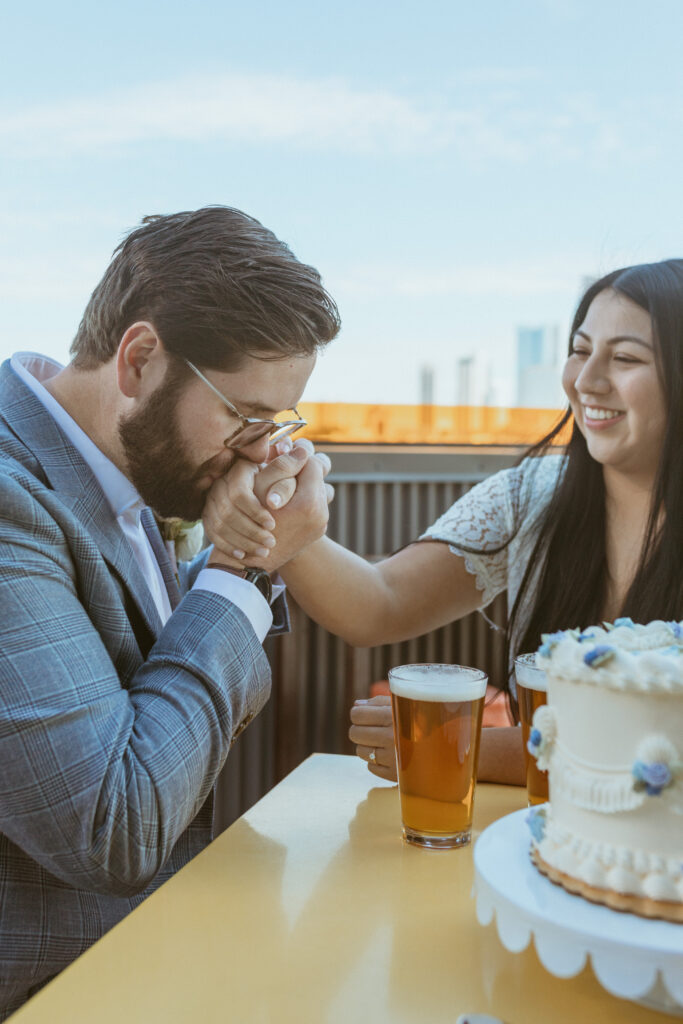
left=474, top=808, right=683, bottom=1017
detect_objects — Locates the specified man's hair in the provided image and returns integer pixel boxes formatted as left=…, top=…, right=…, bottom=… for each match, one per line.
left=70, top=206, right=341, bottom=370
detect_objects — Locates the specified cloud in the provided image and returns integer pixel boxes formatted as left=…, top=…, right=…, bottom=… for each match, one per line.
left=0, top=70, right=655, bottom=166
left=0, top=73, right=452, bottom=157
left=331, top=258, right=591, bottom=299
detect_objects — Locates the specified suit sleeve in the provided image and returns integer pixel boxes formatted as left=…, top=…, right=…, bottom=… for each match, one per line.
left=0, top=474, right=271, bottom=897
left=181, top=548, right=291, bottom=637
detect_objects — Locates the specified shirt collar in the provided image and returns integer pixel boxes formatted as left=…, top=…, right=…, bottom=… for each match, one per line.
left=11, top=352, right=144, bottom=520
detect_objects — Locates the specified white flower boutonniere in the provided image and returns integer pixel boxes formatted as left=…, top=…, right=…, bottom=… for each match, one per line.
left=159, top=518, right=206, bottom=562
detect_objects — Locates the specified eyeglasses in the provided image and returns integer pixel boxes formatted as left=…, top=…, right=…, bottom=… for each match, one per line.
left=184, top=360, right=307, bottom=450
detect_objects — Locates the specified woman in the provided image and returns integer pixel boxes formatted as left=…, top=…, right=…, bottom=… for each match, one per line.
left=206, top=259, right=683, bottom=783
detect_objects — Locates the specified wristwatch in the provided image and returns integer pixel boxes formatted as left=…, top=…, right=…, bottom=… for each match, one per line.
left=206, top=563, right=273, bottom=604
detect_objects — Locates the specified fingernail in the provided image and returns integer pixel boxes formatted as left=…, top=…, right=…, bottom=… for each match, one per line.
left=268, top=493, right=282, bottom=508
left=256, top=547, right=270, bottom=558
left=292, top=446, right=308, bottom=461
left=263, top=536, right=276, bottom=548
left=276, top=439, right=293, bottom=455
left=232, top=549, right=245, bottom=560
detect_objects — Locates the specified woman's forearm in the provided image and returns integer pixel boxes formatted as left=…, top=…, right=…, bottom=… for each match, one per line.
left=282, top=535, right=486, bottom=648
left=281, top=536, right=394, bottom=646
left=477, top=726, right=526, bottom=785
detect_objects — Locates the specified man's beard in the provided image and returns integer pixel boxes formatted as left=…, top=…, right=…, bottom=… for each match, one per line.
left=119, top=370, right=217, bottom=521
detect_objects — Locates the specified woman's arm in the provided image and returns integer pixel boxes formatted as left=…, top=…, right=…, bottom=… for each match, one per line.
left=281, top=535, right=485, bottom=647
left=477, top=727, right=526, bottom=785
left=203, top=447, right=484, bottom=647
left=203, top=443, right=508, bottom=646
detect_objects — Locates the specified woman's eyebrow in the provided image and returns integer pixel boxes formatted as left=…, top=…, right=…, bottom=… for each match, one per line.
left=573, top=329, right=653, bottom=349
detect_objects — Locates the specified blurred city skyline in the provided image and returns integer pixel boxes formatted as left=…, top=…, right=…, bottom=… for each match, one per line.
left=1, top=1, right=681, bottom=407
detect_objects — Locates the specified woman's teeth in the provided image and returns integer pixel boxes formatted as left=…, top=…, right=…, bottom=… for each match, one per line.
left=584, top=407, right=623, bottom=420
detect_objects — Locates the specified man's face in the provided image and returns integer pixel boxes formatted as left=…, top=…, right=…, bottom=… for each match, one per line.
left=119, top=352, right=316, bottom=520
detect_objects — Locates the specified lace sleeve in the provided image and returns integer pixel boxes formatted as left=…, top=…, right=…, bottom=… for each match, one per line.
left=419, top=457, right=563, bottom=608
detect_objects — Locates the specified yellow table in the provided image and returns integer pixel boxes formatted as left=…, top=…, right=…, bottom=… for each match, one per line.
left=13, top=755, right=680, bottom=1023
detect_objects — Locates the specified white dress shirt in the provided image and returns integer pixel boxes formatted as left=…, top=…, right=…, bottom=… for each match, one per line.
left=11, top=353, right=273, bottom=641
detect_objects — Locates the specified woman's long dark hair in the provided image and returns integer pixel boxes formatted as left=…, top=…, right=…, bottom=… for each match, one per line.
left=509, top=259, right=683, bottom=679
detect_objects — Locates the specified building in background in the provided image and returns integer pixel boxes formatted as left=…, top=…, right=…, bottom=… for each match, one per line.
left=419, top=364, right=435, bottom=405
left=482, top=363, right=497, bottom=407
left=456, top=356, right=474, bottom=406
left=516, top=325, right=564, bottom=408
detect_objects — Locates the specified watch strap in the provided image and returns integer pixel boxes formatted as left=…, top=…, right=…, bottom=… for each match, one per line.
left=206, top=562, right=273, bottom=604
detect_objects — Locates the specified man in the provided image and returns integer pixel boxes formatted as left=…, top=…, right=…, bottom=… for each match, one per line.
left=0, top=206, right=338, bottom=1017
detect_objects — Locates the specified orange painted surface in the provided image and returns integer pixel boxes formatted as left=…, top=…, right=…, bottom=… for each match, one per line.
left=299, top=401, right=571, bottom=446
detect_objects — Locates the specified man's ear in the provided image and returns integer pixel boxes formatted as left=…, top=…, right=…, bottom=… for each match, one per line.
left=116, top=322, right=165, bottom=398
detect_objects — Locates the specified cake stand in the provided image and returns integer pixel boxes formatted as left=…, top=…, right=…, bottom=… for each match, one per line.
left=474, top=809, right=683, bottom=1017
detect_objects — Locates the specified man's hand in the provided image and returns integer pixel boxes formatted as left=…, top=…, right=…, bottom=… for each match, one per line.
left=202, top=440, right=333, bottom=571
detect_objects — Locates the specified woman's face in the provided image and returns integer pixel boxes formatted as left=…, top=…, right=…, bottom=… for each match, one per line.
left=561, top=288, right=666, bottom=484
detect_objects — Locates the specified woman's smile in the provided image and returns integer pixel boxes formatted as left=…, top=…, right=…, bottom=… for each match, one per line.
left=581, top=404, right=626, bottom=428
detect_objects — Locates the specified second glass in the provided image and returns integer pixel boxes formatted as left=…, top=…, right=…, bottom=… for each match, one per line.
left=515, top=653, right=549, bottom=806
left=389, top=663, right=488, bottom=850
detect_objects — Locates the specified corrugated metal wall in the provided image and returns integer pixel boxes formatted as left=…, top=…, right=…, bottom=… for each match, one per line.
left=214, top=444, right=521, bottom=832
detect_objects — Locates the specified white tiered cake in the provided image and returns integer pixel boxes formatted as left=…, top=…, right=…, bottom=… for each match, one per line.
left=527, top=618, right=683, bottom=922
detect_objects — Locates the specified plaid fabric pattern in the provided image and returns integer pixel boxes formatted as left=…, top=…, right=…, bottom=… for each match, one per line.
left=0, top=362, right=273, bottom=1019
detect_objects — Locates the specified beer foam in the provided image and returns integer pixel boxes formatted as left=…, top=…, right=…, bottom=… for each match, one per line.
left=515, top=653, right=547, bottom=692
left=388, top=664, right=487, bottom=702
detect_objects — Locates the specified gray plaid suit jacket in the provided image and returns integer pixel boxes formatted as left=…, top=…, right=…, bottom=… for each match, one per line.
left=0, top=361, right=273, bottom=1018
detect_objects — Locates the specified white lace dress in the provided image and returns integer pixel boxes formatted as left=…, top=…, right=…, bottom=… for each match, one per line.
left=419, top=454, right=566, bottom=668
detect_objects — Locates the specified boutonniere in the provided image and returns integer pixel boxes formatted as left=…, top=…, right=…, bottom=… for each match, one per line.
left=159, top=518, right=206, bottom=562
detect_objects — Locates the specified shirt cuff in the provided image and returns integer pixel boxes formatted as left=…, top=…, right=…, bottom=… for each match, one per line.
left=192, top=568, right=273, bottom=643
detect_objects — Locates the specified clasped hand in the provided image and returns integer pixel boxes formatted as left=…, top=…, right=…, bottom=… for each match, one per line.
left=202, top=438, right=333, bottom=571
left=202, top=440, right=399, bottom=783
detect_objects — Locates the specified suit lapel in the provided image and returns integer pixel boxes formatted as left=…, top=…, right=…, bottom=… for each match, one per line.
left=0, top=361, right=163, bottom=638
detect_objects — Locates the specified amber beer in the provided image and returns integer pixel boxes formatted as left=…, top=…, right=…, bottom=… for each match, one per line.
left=515, top=653, right=549, bottom=806
left=389, top=664, right=488, bottom=849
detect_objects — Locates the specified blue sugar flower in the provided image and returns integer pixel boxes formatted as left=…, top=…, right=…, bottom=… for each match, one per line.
left=614, top=617, right=635, bottom=628
left=526, top=807, right=547, bottom=843
left=538, top=630, right=565, bottom=658
left=642, top=762, right=672, bottom=794
left=527, top=727, right=542, bottom=758
left=668, top=622, right=683, bottom=641
left=583, top=645, right=615, bottom=667
left=632, top=760, right=673, bottom=797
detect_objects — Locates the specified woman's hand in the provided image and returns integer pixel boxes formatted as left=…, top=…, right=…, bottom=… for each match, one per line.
left=349, top=695, right=397, bottom=782
left=202, top=440, right=333, bottom=569
left=254, top=439, right=333, bottom=513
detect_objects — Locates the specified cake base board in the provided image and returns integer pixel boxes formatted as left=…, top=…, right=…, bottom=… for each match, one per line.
left=531, top=846, right=683, bottom=924
left=475, top=809, right=683, bottom=1015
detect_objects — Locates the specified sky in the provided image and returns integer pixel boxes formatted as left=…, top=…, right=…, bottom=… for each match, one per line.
left=1, top=0, right=682, bottom=407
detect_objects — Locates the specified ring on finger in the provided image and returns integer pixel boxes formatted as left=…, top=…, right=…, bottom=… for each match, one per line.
left=368, top=749, right=377, bottom=764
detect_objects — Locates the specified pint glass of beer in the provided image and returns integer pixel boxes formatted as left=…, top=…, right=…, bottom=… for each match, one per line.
left=515, top=653, right=549, bottom=806
left=389, top=663, right=488, bottom=849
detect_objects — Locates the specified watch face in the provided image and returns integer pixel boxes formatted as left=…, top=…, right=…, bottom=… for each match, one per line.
left=245, top=569, right=272, bottom=603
